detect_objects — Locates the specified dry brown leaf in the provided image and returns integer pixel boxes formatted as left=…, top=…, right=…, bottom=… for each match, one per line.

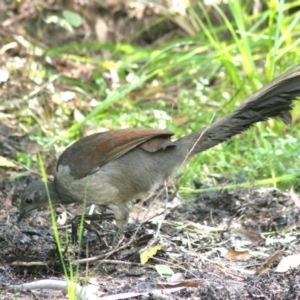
left=232, top=228, right=263, bottom=245
left=157, top=279, right=203, bottom=289
left=127, top=85, right=163, bottom=100
left=95, top=17, right=108, bottom=43
left=225, top=250, right=252, bottom=260
left=257, top=250, right=284, bottom=274
left=173, top=116, right=190, bottom=126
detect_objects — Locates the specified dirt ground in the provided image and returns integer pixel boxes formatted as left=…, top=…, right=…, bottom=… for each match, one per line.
left=1, top=167, right=300, bottom=299
left=1, top=1, right=300, bottom=299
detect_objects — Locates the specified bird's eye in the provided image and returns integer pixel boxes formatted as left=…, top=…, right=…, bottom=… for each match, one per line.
left=25, top=198, right=33, bottom=204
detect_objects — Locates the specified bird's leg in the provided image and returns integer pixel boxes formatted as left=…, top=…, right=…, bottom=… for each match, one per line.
left=106, top=202, right=129, bottom=247
left=112, top=227, right=124, bottom=247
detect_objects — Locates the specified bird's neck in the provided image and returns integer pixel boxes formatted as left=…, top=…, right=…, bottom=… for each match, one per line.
left=53, top=176, right=77, bottom=204
left=48, top=180, right=63, bottom=203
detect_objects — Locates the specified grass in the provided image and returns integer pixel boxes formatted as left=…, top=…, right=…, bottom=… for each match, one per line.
left=16, top=1, right=300, bottom=192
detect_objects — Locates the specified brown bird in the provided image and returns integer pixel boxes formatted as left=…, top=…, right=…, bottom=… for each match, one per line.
left=18, top=64, right=300, bottom=244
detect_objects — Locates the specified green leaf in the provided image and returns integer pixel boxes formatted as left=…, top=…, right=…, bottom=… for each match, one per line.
left=62, top=10, right=82, bottom=27
left=45, top=15, right=74, bottom=33
left=155, top=264, right=174, bottom=282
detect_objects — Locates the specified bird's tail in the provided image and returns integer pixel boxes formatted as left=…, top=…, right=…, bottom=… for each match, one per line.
left=176, top=64, right=300, bottom=156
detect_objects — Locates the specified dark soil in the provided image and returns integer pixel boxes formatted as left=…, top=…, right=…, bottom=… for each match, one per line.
left=1, top=160, right=300, bottom=299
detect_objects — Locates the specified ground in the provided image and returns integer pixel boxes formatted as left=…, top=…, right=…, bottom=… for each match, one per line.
left=1, top=161, right=300, bottom=299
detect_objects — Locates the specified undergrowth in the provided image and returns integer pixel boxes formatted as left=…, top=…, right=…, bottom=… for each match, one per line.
left=16, top=0, right=300, bottom=192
